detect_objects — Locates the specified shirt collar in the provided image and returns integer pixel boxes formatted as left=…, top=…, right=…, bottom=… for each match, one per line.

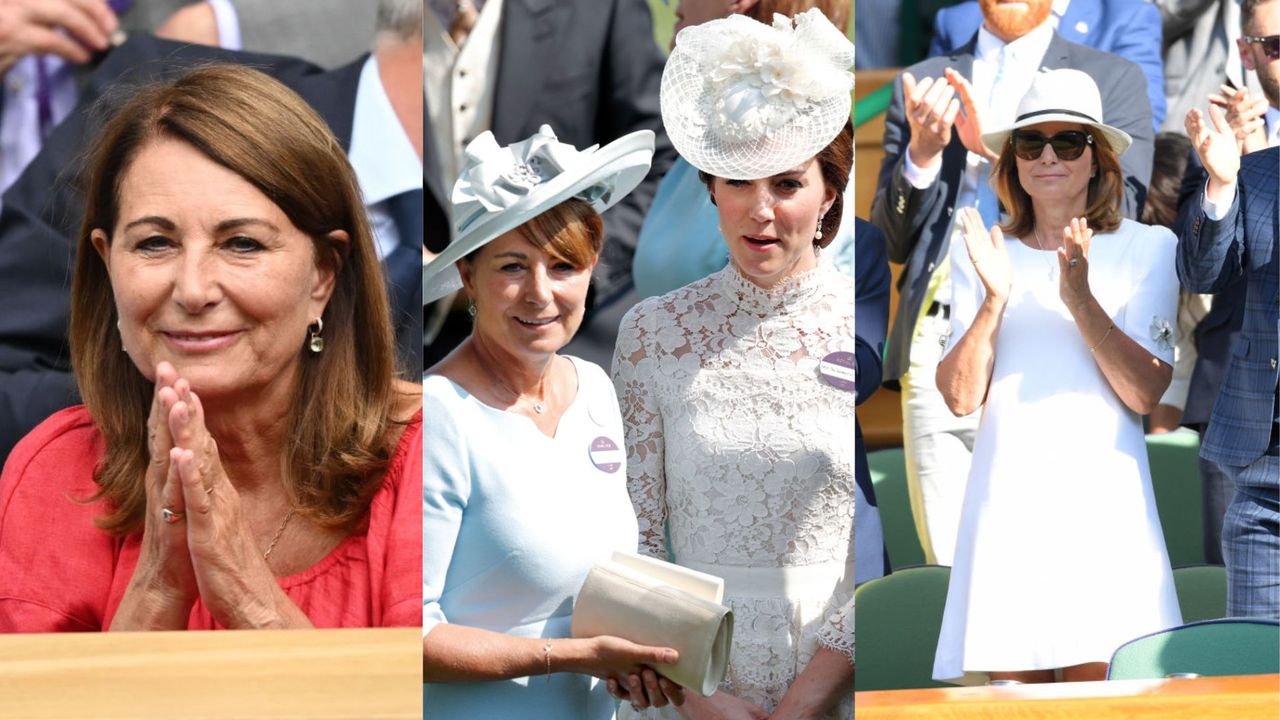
left=975, top=17, right=1055, bottom=64
left=349, top=55, right=423, bottom=208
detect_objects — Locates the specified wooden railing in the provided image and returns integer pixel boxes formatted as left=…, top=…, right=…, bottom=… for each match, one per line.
left=0, top=628, right=422, bottom=718
left=856, top=673, right=1280, bottom=719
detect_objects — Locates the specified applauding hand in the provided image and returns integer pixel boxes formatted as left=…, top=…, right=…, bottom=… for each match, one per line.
left=944, top=68, right=998, bottom=163
left=1056, top=217, right=1094, bottom=310
left=1185, top=106, right=1241, bottom=204
left=901, top=71, right=960, bottom=169
left=958, top=208, right=1011, bottom=305
left=110, top=362, right=199, bottom=630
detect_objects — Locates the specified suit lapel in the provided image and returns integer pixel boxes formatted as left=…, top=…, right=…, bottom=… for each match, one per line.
left=291, top=55, right=366, bottom=150
left=1040, top=32, right=1072, bottom=72
left=1056, top=0, right=1096, bottom=44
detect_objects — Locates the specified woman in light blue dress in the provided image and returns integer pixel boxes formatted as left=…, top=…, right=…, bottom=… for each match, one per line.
left=423, top=126, right=684, bottom=719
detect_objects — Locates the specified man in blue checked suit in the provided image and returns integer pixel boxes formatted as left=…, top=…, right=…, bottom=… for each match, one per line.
left=927, top=0, right=1166, bottom=132
left=1179, top=105, right=1279, bottom=619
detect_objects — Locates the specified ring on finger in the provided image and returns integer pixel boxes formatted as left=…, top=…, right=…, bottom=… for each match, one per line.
left=161, top=507, right=185, bottom=524
left=1069, top=257, right=1080, bottom=266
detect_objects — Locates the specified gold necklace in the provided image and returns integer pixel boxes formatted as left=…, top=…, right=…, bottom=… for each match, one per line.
left=262, top=509, right=295, bottom=562
left=1031, top=226, right=1058, bottom=282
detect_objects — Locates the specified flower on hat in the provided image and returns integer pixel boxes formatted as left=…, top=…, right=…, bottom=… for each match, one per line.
left=451, top=125, right=601, bottom=235
left=695, top=11, right=853, bottom=143
left=661, top=8, right=853, bottom=179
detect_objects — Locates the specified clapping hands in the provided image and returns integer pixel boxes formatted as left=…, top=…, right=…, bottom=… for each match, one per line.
left=111, top=361, right=307, bottom=630
left=902, top=68, right=996, bottom=170
left=958, top=208, right=1012, bottom=305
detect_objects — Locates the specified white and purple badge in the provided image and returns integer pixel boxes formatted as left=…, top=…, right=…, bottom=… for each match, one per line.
left=589, top=436, right=624, bottom=473
left=818, top=351, right=857, bottom=392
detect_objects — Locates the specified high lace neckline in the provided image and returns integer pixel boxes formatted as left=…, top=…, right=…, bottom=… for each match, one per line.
left=715, top=257, right=833, bottom=315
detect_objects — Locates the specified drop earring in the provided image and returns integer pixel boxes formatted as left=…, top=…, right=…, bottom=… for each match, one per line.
left=467, top=300, right=477, bottom=318
left=308, top=318, right=324, bottom=353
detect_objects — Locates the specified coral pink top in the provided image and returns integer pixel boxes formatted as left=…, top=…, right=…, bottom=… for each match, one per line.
left=0, top=406, right=422, bottom=631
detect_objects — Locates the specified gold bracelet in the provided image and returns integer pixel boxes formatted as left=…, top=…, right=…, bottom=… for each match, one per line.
left=1090, top=323, right=1115, bottom=353
left=543, top=640, right=553, bottom=684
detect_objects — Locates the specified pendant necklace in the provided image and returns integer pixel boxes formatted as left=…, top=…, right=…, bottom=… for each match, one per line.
left=1031, top=226, right=1058, bottom=283
left=474, top=345, right=550, bottom=414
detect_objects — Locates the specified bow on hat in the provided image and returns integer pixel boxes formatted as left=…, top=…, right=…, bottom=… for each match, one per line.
left=452, top=125, right=608, bottom=236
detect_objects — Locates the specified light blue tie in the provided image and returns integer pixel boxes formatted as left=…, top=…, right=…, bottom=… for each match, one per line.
left=976, top=46, right=1009, bottom=228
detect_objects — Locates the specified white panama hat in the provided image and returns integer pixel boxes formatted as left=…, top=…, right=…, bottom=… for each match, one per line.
left=423, top=125, right=655, bottom=304
left=980, top=68, right=1132, bottom=157
left=660, top=8, right=853, bottom=180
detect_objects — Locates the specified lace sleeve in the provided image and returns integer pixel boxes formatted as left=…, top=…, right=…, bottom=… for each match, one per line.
left=612, top=304, right=668, bottom=560
left=817, top=596, right=855, bottom=664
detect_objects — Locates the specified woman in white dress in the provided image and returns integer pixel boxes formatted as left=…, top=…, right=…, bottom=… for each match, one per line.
left=423, top=127, right=686, bottom=719
left=612, top=11, right=856, bottom=719
left=933, top=69, right=1182, bottom=685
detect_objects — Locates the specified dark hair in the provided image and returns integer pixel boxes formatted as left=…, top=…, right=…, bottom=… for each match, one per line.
left=744, top=0, right=851, bottom=34
left=993, top=125, right=1123, bottom=239
left=1242, top=0, right=1276, bottom=29
left=72, top=64, right=401, bottom=536
left=697, top=119, right=853, bottom=246
left=1142, top=132, right=1193, bottom=229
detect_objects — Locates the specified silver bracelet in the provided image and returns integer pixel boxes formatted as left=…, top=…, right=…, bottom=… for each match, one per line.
left=544, top=640, right=553, bottom=684
left=1090, top=323, right=1115, bottom=353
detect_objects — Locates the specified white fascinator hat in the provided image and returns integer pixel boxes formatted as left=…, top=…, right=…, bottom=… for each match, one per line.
left=980, top=68, right=1132, bottom=157
left=660, top=8, right=853, bottom=180
left=423, top=125, right=655, bottom=304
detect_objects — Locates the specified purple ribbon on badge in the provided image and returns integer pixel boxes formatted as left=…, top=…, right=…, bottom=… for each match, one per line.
left=818, top=351, right=857, bottom=392
left=589, top=436, right=623, bottom=473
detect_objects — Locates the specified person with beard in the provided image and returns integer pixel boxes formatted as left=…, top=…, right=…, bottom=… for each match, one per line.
left=1179, top=104, right=1279, bottom=620
left=870, top=0, right=1153, bottom=567
left=927, top=0, right=1167, bottom=132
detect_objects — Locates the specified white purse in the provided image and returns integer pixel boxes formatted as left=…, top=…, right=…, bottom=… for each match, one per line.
left=571, top=552, right=733, bottom=697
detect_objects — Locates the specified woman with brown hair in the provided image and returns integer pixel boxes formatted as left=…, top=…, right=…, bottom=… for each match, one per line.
left=0, top=65, right=421, bottom=631
left=422, top=126, right=686, bottom=719
left=933, top=69, right=1181, bottom=684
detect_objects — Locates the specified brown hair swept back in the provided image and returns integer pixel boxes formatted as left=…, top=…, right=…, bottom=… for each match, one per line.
left=698, top=119, right=853, bottom=246
left=463, top=198, right=604, bottom=270
left=70, top=64, right=402, bottom=537
left=993, top=127, right=1124, bottom=239
left=745, top=0, right=852, bottom=34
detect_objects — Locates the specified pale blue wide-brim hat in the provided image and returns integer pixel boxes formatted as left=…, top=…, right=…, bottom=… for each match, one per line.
left=423, top=125, right=655, bottom=304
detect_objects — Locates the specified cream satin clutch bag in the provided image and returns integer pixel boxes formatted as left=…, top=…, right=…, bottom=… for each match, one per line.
left=571, top=552, right=733, bottom=697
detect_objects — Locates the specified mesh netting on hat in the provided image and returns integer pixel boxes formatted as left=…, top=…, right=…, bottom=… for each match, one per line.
left=660, top=10, right=853, bottom=180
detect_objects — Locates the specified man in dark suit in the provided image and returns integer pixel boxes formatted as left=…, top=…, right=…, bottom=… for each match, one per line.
left=870, top=0, right=1153, bottom=564
left=424, top=0, right=674, bottom=367
left=1179, top=102, right=1279, bottom=618
left=0, top=15, right=423, bottom=462
left=853, top=218, right=893, bottom=578
left=928, top=0, right=1167, bottom=131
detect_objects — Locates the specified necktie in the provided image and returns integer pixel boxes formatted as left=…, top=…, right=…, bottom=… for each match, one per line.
left=450, top=0, right=478, bottom=47
left=976, top=46, right=1010, bottom=229
left=384, top=189, right=425, bottom=370
left=34, top=0, right=134, bottom=138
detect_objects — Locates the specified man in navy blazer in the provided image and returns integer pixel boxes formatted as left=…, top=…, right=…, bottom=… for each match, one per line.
left=928, top=0, right=1167, bottom=132
left=1178, top=104, right=1279, bottom=617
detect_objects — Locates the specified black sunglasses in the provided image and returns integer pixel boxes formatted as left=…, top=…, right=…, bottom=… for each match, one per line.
left=1011, top=130, right=1094, bottom=161
left=1243, top=34, right=1280, bottom=61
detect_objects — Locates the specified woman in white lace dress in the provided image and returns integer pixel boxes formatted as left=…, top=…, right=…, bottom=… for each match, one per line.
left=611, top=11, right=856, bottom=719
